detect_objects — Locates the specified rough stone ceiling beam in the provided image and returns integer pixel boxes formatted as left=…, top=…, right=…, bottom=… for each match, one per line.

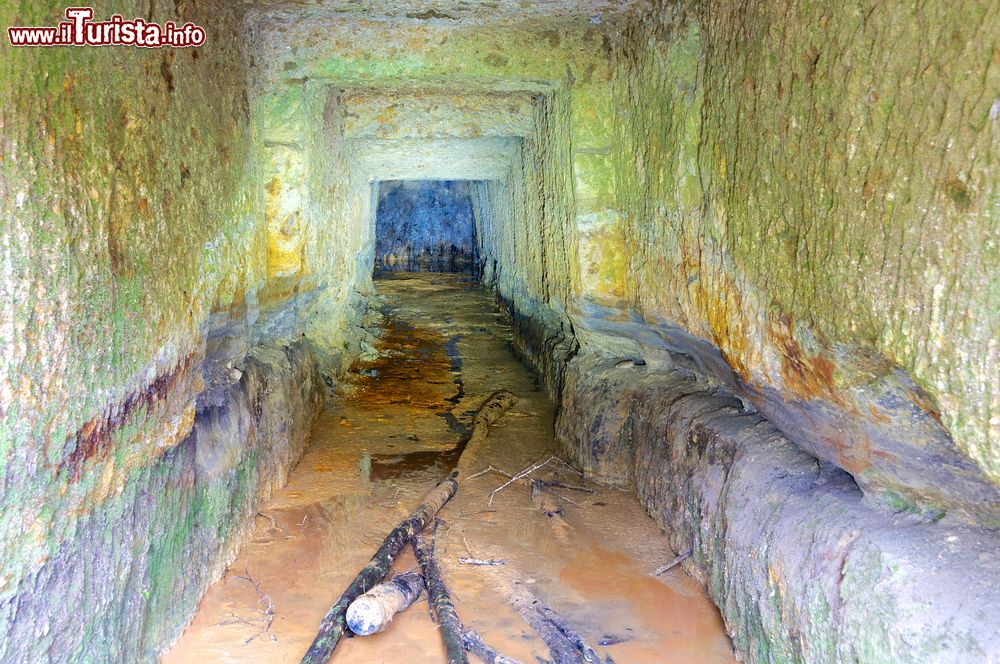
left=353, top=137, right=518, bottom=181
left=334, top=80, right=558, bottom=95
left=341, top=89, right=537, bottom=140
left=243, top=0, right=650, bottom=26
left=246, top=12, right=616, bottom=92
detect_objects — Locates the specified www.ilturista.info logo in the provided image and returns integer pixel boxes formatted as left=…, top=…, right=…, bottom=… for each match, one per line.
left=8, top=7, right=205, bottom=47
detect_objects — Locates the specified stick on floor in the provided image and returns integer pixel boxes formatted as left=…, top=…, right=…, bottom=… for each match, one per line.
left=299, top=472, right=459, bottom=664
left=414, top=520, right=469, bottom=664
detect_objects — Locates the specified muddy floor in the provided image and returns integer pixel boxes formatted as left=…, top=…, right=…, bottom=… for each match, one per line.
left=163, top=273, right=736, bottom=664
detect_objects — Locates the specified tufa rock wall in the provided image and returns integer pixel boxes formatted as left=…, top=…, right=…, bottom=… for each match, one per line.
left=583, top=0, right=1000, bottom=525
left=0, top=1, right=328, bottom=658
left=557, top=350, right=1000, bottom=663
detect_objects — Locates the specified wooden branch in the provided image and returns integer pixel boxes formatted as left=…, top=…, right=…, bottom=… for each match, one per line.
left=535, top=605, right=608, bottom=664
left=507, top=583, right=612, bottom=664
left=488, top=456, right=556, bottom=506
left=413, top=521, right=468, bottom=664
left=462, top=627, right=525, bottom=664
left=508, top=587, right=582, bottom=664
left=652, top=550, right=691, bottom=576
left=468, top=391, right=519, bottom=447
left=345, top=571, right=424, bottom=635
left=300, top=472, right=459, bottom=664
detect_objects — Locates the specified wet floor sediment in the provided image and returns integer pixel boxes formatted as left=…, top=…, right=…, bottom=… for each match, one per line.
left=163, top=272, right=736, bottom=664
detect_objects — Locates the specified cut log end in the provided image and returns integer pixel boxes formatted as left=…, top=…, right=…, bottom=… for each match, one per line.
left=345, top=571, right=424, bottom=636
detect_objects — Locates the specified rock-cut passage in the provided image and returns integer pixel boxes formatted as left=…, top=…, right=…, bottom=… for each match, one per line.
left=163, top=274, right=736, bottom=663
left=2, top=1, right=999, bottom=663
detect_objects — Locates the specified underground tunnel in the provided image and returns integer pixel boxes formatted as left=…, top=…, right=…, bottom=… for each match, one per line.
left=1, top=1, right=999, bottom=663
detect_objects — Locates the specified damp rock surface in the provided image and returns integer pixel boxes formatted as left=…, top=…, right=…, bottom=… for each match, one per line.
left=0, top=337, right=322, bottom=663
left=557, top=349, right=1000, bottom=664
left=595, top=1, right=1000, bottom=523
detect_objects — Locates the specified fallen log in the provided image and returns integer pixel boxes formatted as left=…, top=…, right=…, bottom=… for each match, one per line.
left=462, top=627, right=525, bottom=664
left=345, top=571, right=424, bottom=636
left=300, top=472, right=459, bottom=664
left=470, top=391, right=519, bottom=441
left=507, top=583, right=612, bottom=664
left=535, top=604, right=609, bottom=664
left=413, top=521, right=468, bottom=664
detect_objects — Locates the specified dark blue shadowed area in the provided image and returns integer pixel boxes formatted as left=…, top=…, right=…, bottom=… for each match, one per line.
left=374, top=180, right=478, bottom=274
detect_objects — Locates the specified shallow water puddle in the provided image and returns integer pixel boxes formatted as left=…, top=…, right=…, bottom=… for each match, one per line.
left=163, top=273, right=735, bottom=664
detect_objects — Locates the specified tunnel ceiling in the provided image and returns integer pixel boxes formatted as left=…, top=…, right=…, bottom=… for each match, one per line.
left=242, top=0, right=648, bottom=24
left=247, top=2, right=604, bottom=200
left=341, top=89, right=539, bottom=140
left=248, top=0, right=620, bottom=188
left=340, top=88, right=537, bottom=180
left=355, top=138, right=519, bottom=181
left=245, top=0, right=624, bottom=100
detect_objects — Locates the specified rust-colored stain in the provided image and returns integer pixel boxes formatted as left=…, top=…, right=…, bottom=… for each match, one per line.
left=211, top=284, right=247, bottom=316
left=347, top=316, right=457, bottom=412
left=906, top=384, right=943, bottom=425
left=943, top=171, right=974, bottom=211
left=681, top=244, right=753, bottom=381
left=265, top=177, right=281, bottom=197
left=768, top=314, right=842, bottom=406
left=60, top=353, right=195, bottom=482
left=867, top=403, right=890, bottom=424
left=820, top=432, right=871, bottom=475
left=375, top=104, right=400, bottom=127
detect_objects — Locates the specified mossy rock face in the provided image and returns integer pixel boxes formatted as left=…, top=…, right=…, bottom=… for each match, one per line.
left=0, top=339, right=322, bottom=663
left=600, top=2, right=1000, bottom=525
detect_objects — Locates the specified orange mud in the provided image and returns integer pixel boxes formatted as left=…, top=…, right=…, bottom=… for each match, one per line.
left=163, top=273, right=735, bottom=664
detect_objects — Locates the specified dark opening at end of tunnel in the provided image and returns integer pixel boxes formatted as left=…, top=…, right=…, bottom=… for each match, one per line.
left=374, top=180, right=483, bottom=276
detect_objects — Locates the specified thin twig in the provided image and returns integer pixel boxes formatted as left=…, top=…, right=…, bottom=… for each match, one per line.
left=548, top=456, right=622, bottom=490
left=458, top=557, right=507, bottom=566
left=224, top=562, right=276, bottom=645
left=540, top=480, right=595, bottom=494
left=541, top=486, right=579, bottom=506
left=467, top=466, right=499, bottom=480
left=652, top=550, right=692, bottom=576
left=487, top=457, right=556, bottom=506
left=257, top=512, right=290, bottom=539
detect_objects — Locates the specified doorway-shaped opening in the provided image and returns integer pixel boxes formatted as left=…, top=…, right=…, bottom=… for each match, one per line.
left=374, top=180, right=478, bottom=274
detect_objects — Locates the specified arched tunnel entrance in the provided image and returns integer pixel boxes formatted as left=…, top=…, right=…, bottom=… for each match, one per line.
left=3, top=1, right=1000, bottom=663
